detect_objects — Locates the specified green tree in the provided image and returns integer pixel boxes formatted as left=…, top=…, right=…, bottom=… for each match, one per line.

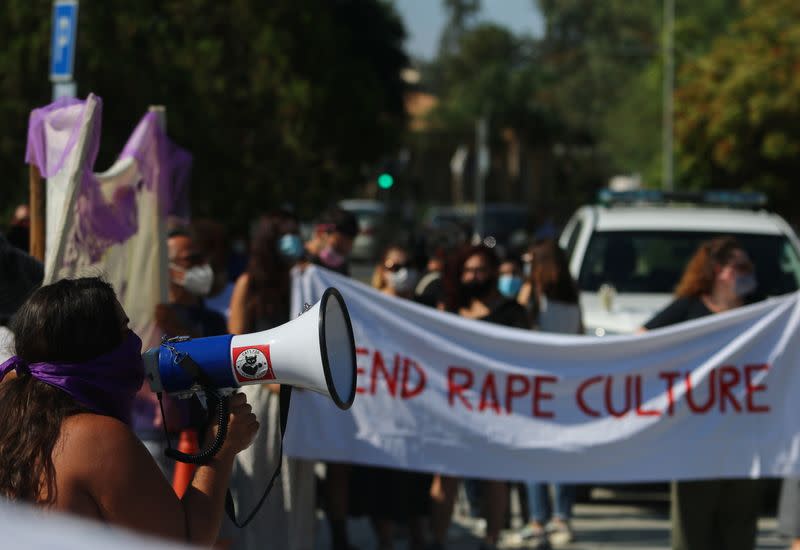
left=0, top=0, right=407, bottom=229
left=535, top=0, right=739, bottom=186
left=675, top=0, right=800, bottom=220
left=428, top=10, right=560, bottom=141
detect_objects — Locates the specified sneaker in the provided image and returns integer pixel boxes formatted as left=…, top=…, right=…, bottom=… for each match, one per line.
left=503, top=523, right=547, bottom=547
left=547, top=520, right=573, bottom=547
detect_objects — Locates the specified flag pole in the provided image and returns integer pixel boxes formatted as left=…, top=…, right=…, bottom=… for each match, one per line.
left=29, top=164, right=45, bottom=261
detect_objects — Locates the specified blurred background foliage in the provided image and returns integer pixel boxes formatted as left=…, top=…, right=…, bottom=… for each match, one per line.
left=3, top=0, right=800, bottom=227
left=1, top=0, right=408, bottom=230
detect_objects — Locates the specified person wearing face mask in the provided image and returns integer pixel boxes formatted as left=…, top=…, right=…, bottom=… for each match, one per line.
left=371, top=245, right=420, bottom=298
left=430, top=245, right=530, bottom=550
left=137, top=228, right=228, bottom=478
left=498, top=258, right=524, bottom=299
left=221, top=211, right=315, bottom=550
left=308, top=207, right=359, bottom=276
left=158, top=227, right=227, bottom=341
left=641, top=236, right=762, bottom=550
left=349, top=246, right=429, bottom=550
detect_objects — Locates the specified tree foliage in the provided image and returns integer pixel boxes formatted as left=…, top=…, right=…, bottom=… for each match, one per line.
left=431, top=23, right=555, bottom=142
left=535, top=0, right=740, bottom=184
left=675, top=0, right=800, bottom=219
left=0, top=0, right=407, bottom=228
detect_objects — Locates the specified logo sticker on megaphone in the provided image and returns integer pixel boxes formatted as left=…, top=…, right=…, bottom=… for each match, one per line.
left=233, top=345, right=275, bottom=382
left=142, top=287, right=357, bottom=464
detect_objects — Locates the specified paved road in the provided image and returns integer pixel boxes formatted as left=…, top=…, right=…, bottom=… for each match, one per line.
left=315, top=501, right=785, bottom=550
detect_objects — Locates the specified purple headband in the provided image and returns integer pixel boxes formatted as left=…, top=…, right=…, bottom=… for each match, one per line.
left=0, top=331, right=145, bottom=425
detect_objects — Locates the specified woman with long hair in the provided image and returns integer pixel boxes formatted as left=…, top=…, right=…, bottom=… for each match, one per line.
left=431, top=245, right=529, bottom=550
left=229, top=211, right=302, bottom=334
left=224, top=210, right=313, bottom=550
left=643, top=236, right=761, bottom=550
left=0, top=278, right=258, bottom=544
left=514, top=239, right=582, bottom=547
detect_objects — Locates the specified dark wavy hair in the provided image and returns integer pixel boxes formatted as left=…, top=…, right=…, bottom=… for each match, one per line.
left=442, top=244, right=500, bottom=312
left=0, top=277, right=122, bottom=504
left=243, top=211, right=298, bottom=329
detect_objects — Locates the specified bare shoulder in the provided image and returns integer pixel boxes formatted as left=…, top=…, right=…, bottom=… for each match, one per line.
left=59, top=413, right=181, bottom=531
left=59, top=414, right=145, bottom=471
left=61, top=413, right=136, bottom=446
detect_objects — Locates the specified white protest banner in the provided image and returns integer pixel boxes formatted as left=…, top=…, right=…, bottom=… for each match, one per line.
left=285, top=266, right=800, bottom=482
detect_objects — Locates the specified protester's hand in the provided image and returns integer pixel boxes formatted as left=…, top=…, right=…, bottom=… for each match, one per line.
left=218, top=392, right=259, bottom=456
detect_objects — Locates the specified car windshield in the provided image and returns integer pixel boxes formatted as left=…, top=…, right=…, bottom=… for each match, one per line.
left=578, top=231, right=800, bottom=295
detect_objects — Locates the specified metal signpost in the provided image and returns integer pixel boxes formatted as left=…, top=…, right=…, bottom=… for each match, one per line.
left=50, top=0, right=78, bottom=100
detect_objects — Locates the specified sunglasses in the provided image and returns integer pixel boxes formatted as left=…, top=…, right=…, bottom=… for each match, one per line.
left=384, top=262, right=409, bottom=273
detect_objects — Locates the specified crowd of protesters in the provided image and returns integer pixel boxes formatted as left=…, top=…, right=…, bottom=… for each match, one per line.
left=1, top=202, right=800, bottom=550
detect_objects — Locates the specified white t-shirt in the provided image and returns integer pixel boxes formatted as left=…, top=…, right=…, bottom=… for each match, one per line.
left=538, top=296, right=582, bottom=335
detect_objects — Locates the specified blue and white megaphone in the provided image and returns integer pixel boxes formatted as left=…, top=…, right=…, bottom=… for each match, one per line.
left=143, top=287, right=356, bottom=463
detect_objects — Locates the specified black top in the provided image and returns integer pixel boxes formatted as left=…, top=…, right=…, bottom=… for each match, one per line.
left=414, top=271, right=443, bottom=309
left=644, top=296, right=712, bottom=330
left=478, top=298, right=530, bottom=329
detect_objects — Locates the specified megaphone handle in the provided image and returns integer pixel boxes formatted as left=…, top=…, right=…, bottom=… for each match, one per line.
left=224, top=385, right=292, bottom=528
left=165, top=392, right=230, bottom=465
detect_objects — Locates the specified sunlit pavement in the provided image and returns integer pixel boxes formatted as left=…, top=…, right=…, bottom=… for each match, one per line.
left=314, top=498, right=785, bottom=550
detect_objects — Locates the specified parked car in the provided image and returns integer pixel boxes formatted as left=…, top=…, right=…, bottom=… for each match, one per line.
left=559, top=190, right=800, bottom=336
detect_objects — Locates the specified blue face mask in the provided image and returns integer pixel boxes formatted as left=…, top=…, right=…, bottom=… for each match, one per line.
left=278, top=234, right=304, bottom=261
left=497, top=274, right=523, bottom=298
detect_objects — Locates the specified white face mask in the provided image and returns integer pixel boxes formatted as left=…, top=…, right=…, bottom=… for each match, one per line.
left=171, top=263, right=214, bottom=297
left=388, top=267, right=418, bottom=294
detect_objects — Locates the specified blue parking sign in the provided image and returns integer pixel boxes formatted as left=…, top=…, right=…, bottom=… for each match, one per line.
left=50, top=0, right=78, bottom=82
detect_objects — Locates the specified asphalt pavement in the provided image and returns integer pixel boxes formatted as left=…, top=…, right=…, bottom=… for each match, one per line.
left=314, top=498, right=785, bottom=550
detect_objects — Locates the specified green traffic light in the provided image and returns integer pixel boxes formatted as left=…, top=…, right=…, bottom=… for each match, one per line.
left=378, top=173, right=394, bottom=189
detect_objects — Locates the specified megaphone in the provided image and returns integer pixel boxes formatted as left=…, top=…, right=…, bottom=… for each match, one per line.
left=143, top=287, right=356, bottom=463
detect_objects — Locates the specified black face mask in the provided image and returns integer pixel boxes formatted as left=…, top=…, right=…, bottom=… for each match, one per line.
left=462, top=279, right=495, bottom=301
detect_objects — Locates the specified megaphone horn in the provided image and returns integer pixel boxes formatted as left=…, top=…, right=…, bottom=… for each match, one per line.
left=144, top=287, right=357, bottom=410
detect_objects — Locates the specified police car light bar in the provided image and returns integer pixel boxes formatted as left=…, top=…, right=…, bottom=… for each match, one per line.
left=597, top=189, right=767, bottom=209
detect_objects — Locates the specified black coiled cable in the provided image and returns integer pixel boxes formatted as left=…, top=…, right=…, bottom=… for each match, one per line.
left=165, top=390, right=231, bottom=464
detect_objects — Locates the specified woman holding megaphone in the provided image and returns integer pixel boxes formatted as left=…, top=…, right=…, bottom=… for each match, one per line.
left=0, top=277, right=259, bottom=545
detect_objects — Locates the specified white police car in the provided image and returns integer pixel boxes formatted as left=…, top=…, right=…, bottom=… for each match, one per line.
left=559, top=190, right=800, bottom=335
